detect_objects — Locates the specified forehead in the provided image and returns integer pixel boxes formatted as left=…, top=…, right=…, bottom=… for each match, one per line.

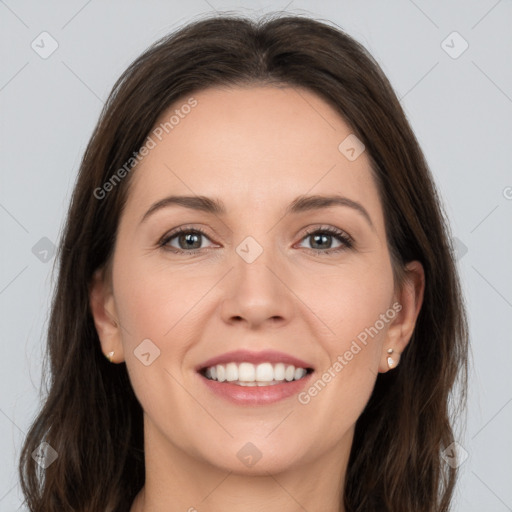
left=126, top=85, right=380, bottom=220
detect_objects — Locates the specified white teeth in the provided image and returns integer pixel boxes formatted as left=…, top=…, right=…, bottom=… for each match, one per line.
left=274, top=363, right=285, bottom=380
left=202, top=362, right=310, bottom=384
left=216, top=364, right=226, bottom=382
left=294, top=367, right=306, bottom=380
left=225, top=362, right=238, bottom=381
left=255, top=362, right=274, bottom=382
left=238, top=362, right=256, bottom=382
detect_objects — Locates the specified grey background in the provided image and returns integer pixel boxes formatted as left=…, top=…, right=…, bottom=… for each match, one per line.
left=1, top=0, right=511, bottom=510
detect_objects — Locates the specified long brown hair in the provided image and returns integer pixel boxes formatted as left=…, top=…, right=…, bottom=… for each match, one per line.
left=19, top=12, right=469, bottom=512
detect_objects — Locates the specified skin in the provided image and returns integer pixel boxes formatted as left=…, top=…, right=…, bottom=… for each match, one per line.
left=89, top=85, right=424, bottom=512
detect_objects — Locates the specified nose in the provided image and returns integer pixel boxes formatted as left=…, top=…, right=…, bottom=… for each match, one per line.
left=219, top=244, right=295, bottom=330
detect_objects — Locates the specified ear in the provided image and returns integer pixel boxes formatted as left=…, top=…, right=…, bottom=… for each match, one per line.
left=379, top=260, right=425, bottom=373
left=89, top=266, right=125, bottom=363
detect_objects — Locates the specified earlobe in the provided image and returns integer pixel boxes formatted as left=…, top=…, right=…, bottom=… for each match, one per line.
left=380, top=260, right=425, bottom=373
left=89, top=267, right=124, bottom=363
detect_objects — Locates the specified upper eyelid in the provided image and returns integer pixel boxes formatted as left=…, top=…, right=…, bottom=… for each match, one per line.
left=161, top=224, right=349, bottom=238
left=160, top=225, right=216, bottom=242
left=302, top=225, right=352, bottom=241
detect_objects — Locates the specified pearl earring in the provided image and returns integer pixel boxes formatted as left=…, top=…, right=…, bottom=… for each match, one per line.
left=387, top=348, right=396, bottom=369
left=106, top=351, right=115, bottom=363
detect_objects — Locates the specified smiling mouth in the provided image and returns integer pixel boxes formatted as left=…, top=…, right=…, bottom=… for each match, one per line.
left=199, top=361, right=314, bottom=386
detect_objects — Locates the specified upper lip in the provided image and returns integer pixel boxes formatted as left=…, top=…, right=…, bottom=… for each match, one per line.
left=196, top=349, right=314, bottom=372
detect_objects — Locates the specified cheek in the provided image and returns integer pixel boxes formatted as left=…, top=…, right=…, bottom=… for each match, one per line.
left=301, top=257, right=394, bottom=421
left=113, top=261, right=199, bottom=422
left=296, top=273, right=394, bottom=442
left=114, top=272, right=169, bottom=342
left=302, top=258, right=395, bottom=346
left=112, top=252, right=218, bottom=393
left=112, top=245, right=201, bottom=339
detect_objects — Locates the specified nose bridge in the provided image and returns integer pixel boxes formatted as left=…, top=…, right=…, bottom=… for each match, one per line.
left=220, top=231, right=294, bottom=327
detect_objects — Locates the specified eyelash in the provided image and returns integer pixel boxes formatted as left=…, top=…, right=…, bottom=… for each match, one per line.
left=158, top=225, right=354, bottom=257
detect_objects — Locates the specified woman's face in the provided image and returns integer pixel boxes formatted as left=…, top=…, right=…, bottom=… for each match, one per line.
left=91, top=85, right=421, bottom=476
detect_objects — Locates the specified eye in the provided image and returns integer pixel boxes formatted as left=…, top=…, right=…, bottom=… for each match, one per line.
left=297, top=226, right=353, bottom=255
left=158, top=225, right=354, bottom=256
left=159, top=227, right=216, bottom=254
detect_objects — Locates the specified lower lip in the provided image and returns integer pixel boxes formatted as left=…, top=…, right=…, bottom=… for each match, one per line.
left=198, top=372, right=314, bottom=405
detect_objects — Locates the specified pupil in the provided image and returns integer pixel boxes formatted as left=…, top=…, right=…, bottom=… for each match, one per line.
left=180, top=233, right=200, bottom=249
left=312, top=234, right=331, bottom=249
left=176, top=232, right=333, bottom=251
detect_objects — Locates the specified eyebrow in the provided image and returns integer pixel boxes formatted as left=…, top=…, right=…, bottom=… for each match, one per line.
left=139, top=194, right=374, bottom=229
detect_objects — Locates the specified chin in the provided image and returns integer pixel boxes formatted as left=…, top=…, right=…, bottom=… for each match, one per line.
left=197, top=438, right=307, bottom=476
